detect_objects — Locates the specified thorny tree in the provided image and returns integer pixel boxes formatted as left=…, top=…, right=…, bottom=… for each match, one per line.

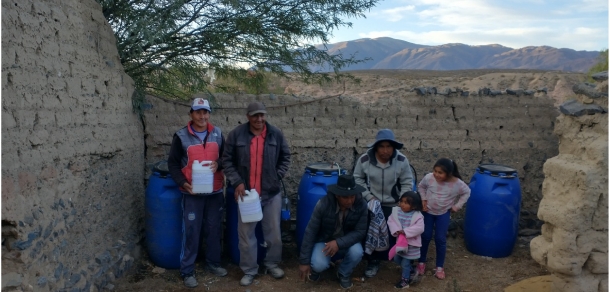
left=97, top=0, right=378, bottom=102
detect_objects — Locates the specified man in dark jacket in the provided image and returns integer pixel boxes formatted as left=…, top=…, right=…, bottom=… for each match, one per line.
left=298, top=175, right=368, bottom=289
left=222, top=102, right=291, bottom=286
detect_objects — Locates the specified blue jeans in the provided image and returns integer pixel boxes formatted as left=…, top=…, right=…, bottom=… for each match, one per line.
left=310, top=242, right=363, bottom=277
left=419, top=211, right=450, bottom=268
left=393, top=255, right=413, bottom=279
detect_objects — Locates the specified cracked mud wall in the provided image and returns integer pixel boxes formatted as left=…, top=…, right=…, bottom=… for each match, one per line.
left=529, top=78, right=608, bottom=292
left=144, top=90, right=559, bottom=213
left=2, top=0, right=144, bottom=290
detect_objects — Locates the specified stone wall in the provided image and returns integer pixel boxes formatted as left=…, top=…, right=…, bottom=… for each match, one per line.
left=530, top=76, right=608, bottom=291
left=144, top=89, right=559, bottom=212
left=1, top=0, right=144, bottom=291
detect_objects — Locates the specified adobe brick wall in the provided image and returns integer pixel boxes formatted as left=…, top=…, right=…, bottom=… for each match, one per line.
left=2, top=0, right=144, bottom=290
left=144, top=90, right=559, bottom=213
left=530, top=80, right=608, bottom=291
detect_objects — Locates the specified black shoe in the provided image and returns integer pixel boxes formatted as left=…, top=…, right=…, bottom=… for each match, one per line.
left=308, top=271, right=321, bottom=282
left=364, top=260, right=380, bottom=278
left=394, top=277, right=409, bottom=289
left=337, top=272, right=353, bottom=289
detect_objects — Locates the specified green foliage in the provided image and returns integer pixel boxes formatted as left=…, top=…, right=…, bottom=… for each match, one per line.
left=97, top=0, right=377, bottom=109
left=587, top=49, right=608, bottom=80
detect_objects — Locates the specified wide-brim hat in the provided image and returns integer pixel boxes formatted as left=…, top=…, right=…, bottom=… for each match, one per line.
left=367, top=128, right=404, bottom=150
left=327, top=174, right=366, bottom=196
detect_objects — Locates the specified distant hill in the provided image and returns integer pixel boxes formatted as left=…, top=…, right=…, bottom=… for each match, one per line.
left=316, top=37, right=599, bottom=72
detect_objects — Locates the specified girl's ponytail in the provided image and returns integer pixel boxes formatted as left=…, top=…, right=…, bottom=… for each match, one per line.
left=451, top=160, right=462, bottom=180
left=434, top=158, right=462, bottom=180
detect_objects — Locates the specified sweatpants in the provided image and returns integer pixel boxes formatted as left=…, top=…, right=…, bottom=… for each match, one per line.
left=180, top=192, right=224, bottom=277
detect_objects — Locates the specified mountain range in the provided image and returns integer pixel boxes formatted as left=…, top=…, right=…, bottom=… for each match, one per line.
left=317, top=37, right=600, bottom=72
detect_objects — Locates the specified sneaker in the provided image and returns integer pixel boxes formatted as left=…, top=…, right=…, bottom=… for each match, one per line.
left=416, top=263, right=426, bottom=276
left=183, top=275, right=198, bottom=288
left=336, top=272, right=353, bottom=289
left=265, top=266, right=285, bottom=279
left=394, top=277, right=410, bottom=289
left=240, top=274, right=255, bottom=286
left=434, top=267, right=445, bottom=280
left=308, top=271, right=321, bottom=282
left=205, top=263, right=228, bottom=277
left=364, top=260, right=380, bottom=278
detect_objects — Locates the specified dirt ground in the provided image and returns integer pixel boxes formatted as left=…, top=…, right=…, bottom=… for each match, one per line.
left=114, top=231, right=547, bottom=292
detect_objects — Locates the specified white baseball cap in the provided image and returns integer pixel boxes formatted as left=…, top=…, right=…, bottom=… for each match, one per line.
left=191, top=98, right=211, bottom=112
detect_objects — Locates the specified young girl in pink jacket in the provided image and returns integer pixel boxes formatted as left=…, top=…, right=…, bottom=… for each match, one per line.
left=387, top=191, right=424, bottom=289
left=417, top=158, right=470, bottom=280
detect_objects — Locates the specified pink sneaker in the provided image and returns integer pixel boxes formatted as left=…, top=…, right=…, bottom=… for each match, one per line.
left=416, top=263, right=426, bottom=275
left=434, top=267, right=445, bottom=280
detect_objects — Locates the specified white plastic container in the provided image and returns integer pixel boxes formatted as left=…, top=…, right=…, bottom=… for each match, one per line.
left=238, top=189, right=263, bottom=222
left=191, top=160, right=214, bottom=194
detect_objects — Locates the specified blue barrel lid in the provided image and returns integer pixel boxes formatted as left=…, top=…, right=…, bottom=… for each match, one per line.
left=305, top=162, right=342, bottom=176
left=153, top=160, right=170, bottom=176
left=477, top=163, right=517, bottom=175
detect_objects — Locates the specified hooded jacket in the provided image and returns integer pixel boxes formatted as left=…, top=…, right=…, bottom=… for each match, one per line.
left=353, top=148, right=414, bottom=207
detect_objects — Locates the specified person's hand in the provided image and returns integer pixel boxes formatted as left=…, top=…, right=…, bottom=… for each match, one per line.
left=209, top=161, right=218, bottom=173
left=322, top=240, right=339, bottom=257
left=235, top=184, right=246, bottom=202
left=298, top=264, right=311, bottom=281
left=396, top=230, right=405, bottom=235
left=182, top=182, right=194, bottom=195
left=451, top=205, right=460, bottom=212
left=422, top=200, right=429, bottom=212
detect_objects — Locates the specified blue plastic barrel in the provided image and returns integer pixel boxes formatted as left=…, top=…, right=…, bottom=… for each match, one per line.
left=296, top=163, right=346, bottom=251
left=464, top=164, right=521, bottom=258
left=225, top=185, right=267, bottom=265
left=145, top=161, right=182, bottom=269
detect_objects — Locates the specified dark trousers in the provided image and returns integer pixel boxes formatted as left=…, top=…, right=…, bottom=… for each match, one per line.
left=419, top=211, right=450, bottom=268
left=180, top=192, right=224, bottom=276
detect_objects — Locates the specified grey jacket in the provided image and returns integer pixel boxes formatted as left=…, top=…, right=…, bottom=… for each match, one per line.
left=222, top=122, right=291, bottom=200
left=353, top=148, right=414, bottom=207
left=299, top=193, right=368, bottom=265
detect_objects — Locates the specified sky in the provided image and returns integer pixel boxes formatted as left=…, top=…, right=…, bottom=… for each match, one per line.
left=328, top=0, right=608, bottom=51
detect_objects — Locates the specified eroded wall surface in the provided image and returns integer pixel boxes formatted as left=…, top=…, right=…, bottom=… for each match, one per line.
left=2, top=0, right=144, bottom=290
left=530, top=79, right=608, bottom=291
